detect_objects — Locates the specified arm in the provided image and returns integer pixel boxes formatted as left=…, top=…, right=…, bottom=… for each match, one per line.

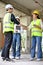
left=11, top=14, right=20, bottom=24
left=20, top=24, right=28, bottom=30
left=33, top=24, right=41, bottom=29
left=21, top=23, right=33, bottom=30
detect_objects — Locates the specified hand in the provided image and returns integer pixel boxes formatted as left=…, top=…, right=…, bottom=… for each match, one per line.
left=33, top=24, right=41, bottom=29
left=20, top=23, right=28, bottom=30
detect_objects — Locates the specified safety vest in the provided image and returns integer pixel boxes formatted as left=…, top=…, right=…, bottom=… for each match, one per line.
left=3, top=13, right=14, bottom=33
left=31, top=19, right=42, bottom=36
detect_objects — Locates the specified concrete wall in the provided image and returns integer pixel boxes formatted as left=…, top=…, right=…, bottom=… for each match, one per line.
left=0, top=1, right=5, bottom=18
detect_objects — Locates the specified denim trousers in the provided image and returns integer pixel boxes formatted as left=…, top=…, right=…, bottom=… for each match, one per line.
left=31, top=36, right=42, bottom=58
left=12, top=33, right=21, bottom=57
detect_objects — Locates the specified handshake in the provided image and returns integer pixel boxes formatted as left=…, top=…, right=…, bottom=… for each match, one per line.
left=20, top=23, right=41, bottom=30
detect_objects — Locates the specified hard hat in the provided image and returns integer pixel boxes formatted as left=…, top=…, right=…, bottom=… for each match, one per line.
left=5, top=4, right=13, bottom=10
left=32, top=10, right=40, bottom=15
left=15, top=16, right=20, bottom=19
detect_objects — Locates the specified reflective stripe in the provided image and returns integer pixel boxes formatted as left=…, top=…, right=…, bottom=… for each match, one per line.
left=32, top=30, right=42, bottom=32
left=3, top=21, right=13, bottom=24
left=4, top=26, right=14, bottom=29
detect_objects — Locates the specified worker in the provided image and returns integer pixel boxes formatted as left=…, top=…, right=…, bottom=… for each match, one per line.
left=1, top=4, right=21, bottom=61
left=12, top=16, right=23, bottom=60
left=28, top=10, right=42, bottom=61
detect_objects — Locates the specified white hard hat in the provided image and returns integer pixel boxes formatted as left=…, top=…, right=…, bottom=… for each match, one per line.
left=5, top=4, right=13, bottom=10
left=15, top=16, right=19, bottom=19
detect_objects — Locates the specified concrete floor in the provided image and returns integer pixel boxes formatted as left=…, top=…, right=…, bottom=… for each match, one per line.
left=0, top=51, right=43, bottom=65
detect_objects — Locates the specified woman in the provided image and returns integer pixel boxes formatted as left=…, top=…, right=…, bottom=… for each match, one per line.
left=28, top=10, right=42, bottom=61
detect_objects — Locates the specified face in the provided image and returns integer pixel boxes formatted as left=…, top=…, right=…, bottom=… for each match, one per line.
left=32, top=13, right=37, bottom=20
left=8, top=8, right=13, bottom=13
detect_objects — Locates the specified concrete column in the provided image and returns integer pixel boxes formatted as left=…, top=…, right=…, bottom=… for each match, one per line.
left=26, top=16, right=31, bottom=53
left=20, top=16, right=31, bottom=53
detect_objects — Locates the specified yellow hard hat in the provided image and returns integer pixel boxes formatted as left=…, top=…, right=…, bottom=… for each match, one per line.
left=32, top=10, right=40, bottom=15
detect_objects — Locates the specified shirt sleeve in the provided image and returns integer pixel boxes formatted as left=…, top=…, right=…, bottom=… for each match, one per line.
left=40, top=20, right=43, bottom=30
left=28, top=22, right=34, bottom=30
left=11, top=14, right=20, bottom=24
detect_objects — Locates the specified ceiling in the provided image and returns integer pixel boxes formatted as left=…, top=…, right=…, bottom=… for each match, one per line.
left=1, top=0, right=43, bottom=16
left=14, top=0, right=43, bottom=9
left=14, top=0, right=43, bottom=11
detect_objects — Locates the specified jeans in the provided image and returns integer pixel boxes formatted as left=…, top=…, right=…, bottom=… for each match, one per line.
left=1, top=32, right=13, bottom=58
left=31, top=36, right=42, bottom=59
left=12, top=33, right=21, bottom=57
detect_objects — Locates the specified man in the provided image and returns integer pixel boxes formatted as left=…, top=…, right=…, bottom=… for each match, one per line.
left=12, top=16, right=23, bottom=60
left=1, top=4, right=20, bottom=61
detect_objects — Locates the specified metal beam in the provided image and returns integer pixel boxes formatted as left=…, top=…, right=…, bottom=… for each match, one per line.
left=1, top=0, right=31, bottom=16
